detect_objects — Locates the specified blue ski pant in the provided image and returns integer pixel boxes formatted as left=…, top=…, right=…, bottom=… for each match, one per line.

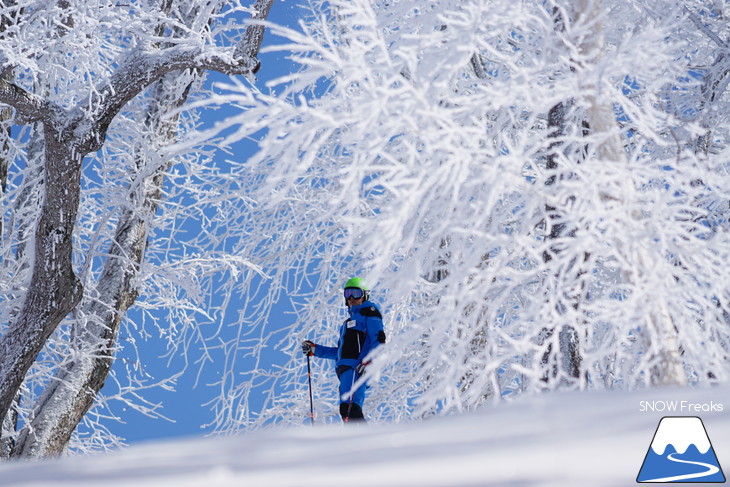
left=337, top=365, right=366, bottom=407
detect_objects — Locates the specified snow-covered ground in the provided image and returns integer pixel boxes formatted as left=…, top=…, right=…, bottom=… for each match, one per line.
left=2, top=385, right=728, bottom=487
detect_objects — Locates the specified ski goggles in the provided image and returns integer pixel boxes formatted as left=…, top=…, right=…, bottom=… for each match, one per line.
left=343, top=287, right=365, bottom=299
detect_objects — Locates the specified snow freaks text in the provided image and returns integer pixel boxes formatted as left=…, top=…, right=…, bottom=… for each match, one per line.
left=639, top=401, right=724, bottom=413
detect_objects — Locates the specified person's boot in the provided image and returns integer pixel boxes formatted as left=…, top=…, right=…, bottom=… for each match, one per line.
left=339, top=403, right=366, bottom=423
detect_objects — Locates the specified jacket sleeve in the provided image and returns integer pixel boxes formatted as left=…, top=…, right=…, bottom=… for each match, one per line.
left=359, top=305, right=385, bottom=362
left=315, top=343, right=338, bottom=360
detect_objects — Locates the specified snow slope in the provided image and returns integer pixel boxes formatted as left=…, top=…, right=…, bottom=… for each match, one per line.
left=1, top=385, right=728, bottom=487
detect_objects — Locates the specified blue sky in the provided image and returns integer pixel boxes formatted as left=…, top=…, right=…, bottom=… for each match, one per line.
left=104, top=0, right=306, bottom=445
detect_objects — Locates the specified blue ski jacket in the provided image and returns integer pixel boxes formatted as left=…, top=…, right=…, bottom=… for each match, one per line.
left=315, top=301, right=385, bottom=369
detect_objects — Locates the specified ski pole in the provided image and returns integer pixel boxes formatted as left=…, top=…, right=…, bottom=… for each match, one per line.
left=306, top=354, right=315, bottom=425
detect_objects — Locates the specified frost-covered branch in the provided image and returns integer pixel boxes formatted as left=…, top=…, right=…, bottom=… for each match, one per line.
left=193, top=0, right=730, bottom=427
left=236, top=0, right=275, bottom=61
left=0, top=0, right=275, bottom=456
left=0, top=80, right=53, bottom=124
left=87, top=45, right=260, bottom=153
left=685, top=8, right=728, bottom=48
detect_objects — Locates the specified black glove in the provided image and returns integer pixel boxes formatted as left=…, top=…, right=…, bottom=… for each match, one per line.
left=355, top=361, right=370, bottom=375
left=302, top=340, right=316, bottom=357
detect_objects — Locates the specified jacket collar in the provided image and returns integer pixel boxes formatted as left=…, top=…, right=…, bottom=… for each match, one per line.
left=348, top=300, right=373, bottom=313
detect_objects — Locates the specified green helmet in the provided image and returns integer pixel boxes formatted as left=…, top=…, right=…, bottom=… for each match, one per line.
left=343, top=277, right=370, bottom=305
left=343, top=277, right=369, bottom=291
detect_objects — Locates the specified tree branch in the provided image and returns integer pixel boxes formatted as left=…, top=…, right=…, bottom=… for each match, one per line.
left=0, top=80, right=53, bottom=124
left=235, top=0, right=274, bottom=64
left=685, top=8, right=728, bottom=48
left=14, top=69, right=197, bottom=458
left=82, top=42, right=261, bottom=153
left=0, top=0, right=275, bottom=453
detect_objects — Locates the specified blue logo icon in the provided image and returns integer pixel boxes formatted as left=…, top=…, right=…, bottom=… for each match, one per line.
left=637, top=416, right=725, bottom=483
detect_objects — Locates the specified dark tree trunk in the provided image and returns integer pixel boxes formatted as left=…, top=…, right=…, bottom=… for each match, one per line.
left=0, top=0, right=274, bottom=456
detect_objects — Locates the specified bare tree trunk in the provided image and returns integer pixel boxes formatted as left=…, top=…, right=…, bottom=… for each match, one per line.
left=0, top=392, right=18, bottom=457
left=0, top=132, right=86, bottom=432
left=573, top=0, right=686, bottom=387
left=14, top=71, right=196, bottom=457
left=0, top=0, right=273, bottom=454
left=537, top=6, right=583, bottom=387
left=0, top=126, right=45, bottom=455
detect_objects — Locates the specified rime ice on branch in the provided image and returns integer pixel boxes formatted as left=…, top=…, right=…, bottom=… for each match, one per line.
left=0, top=0, right=272, bottom=458
left=201, top=0, right=730, bottom=427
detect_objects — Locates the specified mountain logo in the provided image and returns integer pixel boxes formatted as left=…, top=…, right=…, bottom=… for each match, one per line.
left=637, top=416, right=725, bottom=483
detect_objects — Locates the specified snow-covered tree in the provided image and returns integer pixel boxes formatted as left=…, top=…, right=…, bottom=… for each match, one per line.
left=0, top=0, right=274, bottom=457
left=202, top=0, right=730, bottom=426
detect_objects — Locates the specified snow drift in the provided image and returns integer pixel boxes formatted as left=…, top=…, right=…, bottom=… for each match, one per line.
left=1, top=385, right=727, bottom=487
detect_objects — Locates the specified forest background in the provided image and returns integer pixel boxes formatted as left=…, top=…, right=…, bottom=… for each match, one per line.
left=1, top=0, right=730, bottom=458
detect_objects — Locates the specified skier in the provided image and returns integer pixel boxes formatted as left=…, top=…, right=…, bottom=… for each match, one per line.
left=302, top=277, right=385, bottom=423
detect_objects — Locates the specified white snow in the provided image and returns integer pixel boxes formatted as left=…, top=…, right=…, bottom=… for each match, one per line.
left=650, top=417, right=712, bottom=455
left=1, top=385, right=728, bottom=487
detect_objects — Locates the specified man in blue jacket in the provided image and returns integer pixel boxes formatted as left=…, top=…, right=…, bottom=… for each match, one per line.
left=302, top=277, right=385, bottom=423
